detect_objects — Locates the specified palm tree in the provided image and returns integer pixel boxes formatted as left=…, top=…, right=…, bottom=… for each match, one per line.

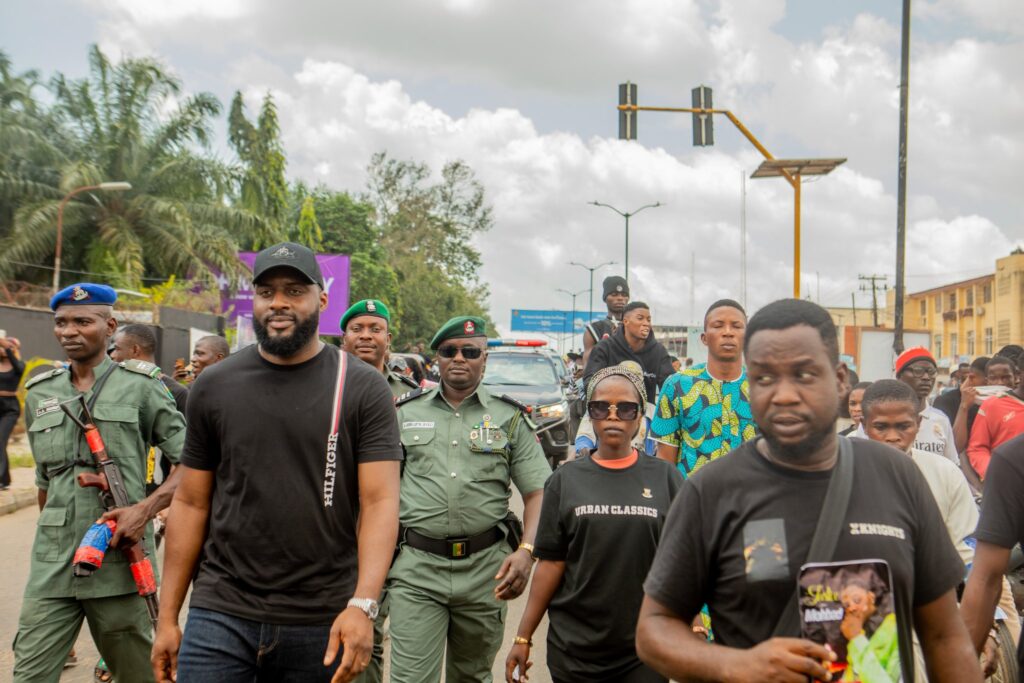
left=0, top=46, right=257, bottom=288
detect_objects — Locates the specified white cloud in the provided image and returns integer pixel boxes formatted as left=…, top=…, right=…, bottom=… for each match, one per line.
left=67, top=0, right=1021, bottom=336
left=226, top=57, right=1014, bottom=336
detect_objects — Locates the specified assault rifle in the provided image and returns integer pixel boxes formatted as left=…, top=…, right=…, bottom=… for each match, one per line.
left=60, top=395, right=159, bottom=627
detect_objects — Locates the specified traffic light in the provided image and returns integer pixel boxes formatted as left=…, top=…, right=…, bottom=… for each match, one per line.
left=692, top=85, right=713, bottom=146
left=619, top=82, right=637, bottom=141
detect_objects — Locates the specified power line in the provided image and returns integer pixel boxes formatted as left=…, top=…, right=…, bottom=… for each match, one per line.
left=7, top=260, right=176, bottom=283
left=858, top=274, right=888, bottom=327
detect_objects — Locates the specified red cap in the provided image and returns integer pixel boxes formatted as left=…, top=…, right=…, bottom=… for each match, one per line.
left=895, top=346, right=936, bottom=376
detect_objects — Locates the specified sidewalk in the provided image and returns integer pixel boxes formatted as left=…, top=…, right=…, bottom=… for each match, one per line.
left=0, top=465, right=37, bottom=516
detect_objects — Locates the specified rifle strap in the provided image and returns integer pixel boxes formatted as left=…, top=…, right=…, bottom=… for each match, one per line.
left=771, top=436, right=855, bottom=637
left=47, top=362, right=120, bottom=480
left=87, top=362, right=120, bottom=413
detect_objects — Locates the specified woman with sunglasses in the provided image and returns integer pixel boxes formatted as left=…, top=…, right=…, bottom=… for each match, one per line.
left=505, top=364, right=683, bottom=683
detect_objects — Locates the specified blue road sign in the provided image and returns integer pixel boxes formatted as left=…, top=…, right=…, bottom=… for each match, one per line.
left=510, top=309, right=594, bottom=333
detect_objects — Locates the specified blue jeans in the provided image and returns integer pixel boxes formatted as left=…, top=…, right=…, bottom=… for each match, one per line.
left=177, top=607, right=340, bottom=682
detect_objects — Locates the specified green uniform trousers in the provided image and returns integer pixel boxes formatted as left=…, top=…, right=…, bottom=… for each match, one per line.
left=388, top=543, right=507, bottom=683
left=13, top=593, right=154, bottom=683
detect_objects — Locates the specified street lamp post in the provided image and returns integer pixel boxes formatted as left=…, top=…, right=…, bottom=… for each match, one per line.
left=588, top=202, right=661, bottom=283
left=569, top=260, right=617, bottom=322
left=556, top=288, right=588, bottom=352
left=52, top=181, right=133, bottom=295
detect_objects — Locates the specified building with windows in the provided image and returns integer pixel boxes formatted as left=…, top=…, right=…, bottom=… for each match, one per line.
left=890, top=249, right=1024, bottom=367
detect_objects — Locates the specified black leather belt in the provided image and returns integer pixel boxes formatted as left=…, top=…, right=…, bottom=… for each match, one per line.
left=402, top=525, right=504, bottom=560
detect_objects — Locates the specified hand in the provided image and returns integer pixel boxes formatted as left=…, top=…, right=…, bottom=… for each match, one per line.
left=728, top=638, right=835, bottom=683
left=323, top=606, right=373, bottom=683
left=981, top=631, right=1000, bottom=678
left=172, top=367, right=191, bottom=383
left=494, top=548, right=533, bottom=600
left=151, top=618, right=182, bottom=683
left=961, top=385, right=979, bottom=410
left=839, top=612, right=866, bottom=641
left=101, top=503, right=152, bottom=548
left=505, top=642, right=532, bottom=682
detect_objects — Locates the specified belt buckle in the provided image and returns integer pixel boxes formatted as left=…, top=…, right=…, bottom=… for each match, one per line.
left=448, top=537, right=470, bottom=559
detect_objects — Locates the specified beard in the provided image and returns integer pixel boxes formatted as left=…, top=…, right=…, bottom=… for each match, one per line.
left=761, top=415, right=838, bottom=464
left=253, top=310, right=321, bottom=358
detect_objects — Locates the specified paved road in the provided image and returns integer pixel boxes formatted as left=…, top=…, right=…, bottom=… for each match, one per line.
left=0, top=467, right=551, bottom=682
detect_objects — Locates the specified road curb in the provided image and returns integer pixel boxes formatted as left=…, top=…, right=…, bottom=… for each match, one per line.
left=0, top=488, right=36, bottom=516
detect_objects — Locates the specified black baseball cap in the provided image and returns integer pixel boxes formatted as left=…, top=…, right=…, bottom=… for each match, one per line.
left=251, top=242, right=324, bottom=288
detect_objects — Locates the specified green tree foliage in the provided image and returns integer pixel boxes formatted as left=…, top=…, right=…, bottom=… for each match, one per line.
left=0, top=48, right=496, bottom=340
left=0, top=46, right=256, bottom=288
left=295, top=196, right=323, bottom=251
left=228, top=91, right=288, bottom=248
left=365, top=152, right=494, bottom=346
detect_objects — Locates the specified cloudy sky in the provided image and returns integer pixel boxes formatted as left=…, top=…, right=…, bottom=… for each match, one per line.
left=5, top=0, right=1022, bottom=336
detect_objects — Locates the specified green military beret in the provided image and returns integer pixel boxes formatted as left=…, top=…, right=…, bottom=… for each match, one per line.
left=340, top=299, right=391, bottom=332
left=429, top=316, right=487, bottom=350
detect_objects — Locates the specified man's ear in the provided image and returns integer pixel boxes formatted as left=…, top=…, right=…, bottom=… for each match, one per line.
left=835, top=362, right=849, bottom=392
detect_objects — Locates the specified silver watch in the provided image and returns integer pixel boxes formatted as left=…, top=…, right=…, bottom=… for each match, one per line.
left=347, top=597, right=380, bottom=620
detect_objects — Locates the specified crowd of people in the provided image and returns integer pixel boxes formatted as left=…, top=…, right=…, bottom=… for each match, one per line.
left=6, top=247, right=1024, bottom=682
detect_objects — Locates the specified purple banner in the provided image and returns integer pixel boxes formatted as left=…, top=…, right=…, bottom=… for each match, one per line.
left=220, top=252, right=351, bottom=337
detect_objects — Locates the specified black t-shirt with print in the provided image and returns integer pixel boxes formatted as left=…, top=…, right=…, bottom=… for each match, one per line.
left=534, top=454, right=683, bottom=680
left=182, top=344, right=402, bottom=624
left=643, top=437, right=963, bottom=682
left=974, top=432, right=1024, bottom=673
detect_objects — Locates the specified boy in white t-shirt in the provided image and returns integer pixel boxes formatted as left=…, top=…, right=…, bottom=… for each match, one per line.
left=860, top=379, right=1020, bottom=677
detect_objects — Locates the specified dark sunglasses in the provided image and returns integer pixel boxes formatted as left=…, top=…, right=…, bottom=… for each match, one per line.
left=587, top=400, right=641, bottom=421
left=438, top=345, right=483, bottom=360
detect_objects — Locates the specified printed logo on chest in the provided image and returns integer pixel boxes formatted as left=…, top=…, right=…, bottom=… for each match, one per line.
left=848, top=522, right=907, bottom=540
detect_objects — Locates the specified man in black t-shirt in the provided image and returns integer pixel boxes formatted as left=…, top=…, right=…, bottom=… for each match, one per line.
left=962, top=431, right=1024, bottom=674
left=151, top=243, right=402, bottom=683
left=636, top=298, right=982, bottom=683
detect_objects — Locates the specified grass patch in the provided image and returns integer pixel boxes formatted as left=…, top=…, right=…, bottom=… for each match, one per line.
left=10, top=452, right=35, bottom=469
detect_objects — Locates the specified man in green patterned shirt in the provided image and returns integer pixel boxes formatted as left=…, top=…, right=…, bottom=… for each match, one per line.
left=652, top=300, right=755, bottom=477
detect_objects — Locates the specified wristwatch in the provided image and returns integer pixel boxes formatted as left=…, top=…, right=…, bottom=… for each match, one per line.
left=347, top=597, right=380, bottom=620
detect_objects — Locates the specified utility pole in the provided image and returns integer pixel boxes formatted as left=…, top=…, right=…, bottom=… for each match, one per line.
left=893, top=0, right=912, bottom=354
left=557, top=288, right=588, bottom=351
left=690, top=251, right=697, bottom=326
left=851, top=292, right=858, bottom=327
left=569, top=260, right=617, bottom=322
left=740, top=170, right=747, bottom=309
left=859, top=274, right=889, bottom=328
left=588, top=202, right=662, bottom=283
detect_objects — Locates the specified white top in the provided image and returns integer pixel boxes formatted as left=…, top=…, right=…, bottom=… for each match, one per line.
left=909, top=448, right=977, bottom=567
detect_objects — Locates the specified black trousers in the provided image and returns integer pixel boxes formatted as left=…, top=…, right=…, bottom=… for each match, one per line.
left=0, top=396, right=20, bottom=487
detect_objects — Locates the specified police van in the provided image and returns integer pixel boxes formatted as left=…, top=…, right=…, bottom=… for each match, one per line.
left=483, top=339, right=575, bottom=468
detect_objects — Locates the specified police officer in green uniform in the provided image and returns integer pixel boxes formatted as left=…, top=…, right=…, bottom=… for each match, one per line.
left=387, top=316, right=551, bottom=682
left=340, top=298, right=416, bottom=683
left=13, top=283, right=186, bottom=683
left=341, top=298, right=418, bottom=398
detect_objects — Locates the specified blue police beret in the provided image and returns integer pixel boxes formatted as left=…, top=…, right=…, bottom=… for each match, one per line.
left=49, top=283, right=118, bottom=311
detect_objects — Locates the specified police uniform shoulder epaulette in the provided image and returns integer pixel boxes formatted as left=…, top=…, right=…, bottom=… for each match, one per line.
left=24, top=366, right=66, bottom=389
left=119, top=359, right=161, bottom=379
left=398, top=374, right=419, bottom=389
left=395, top=388, right=426, bottom=406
